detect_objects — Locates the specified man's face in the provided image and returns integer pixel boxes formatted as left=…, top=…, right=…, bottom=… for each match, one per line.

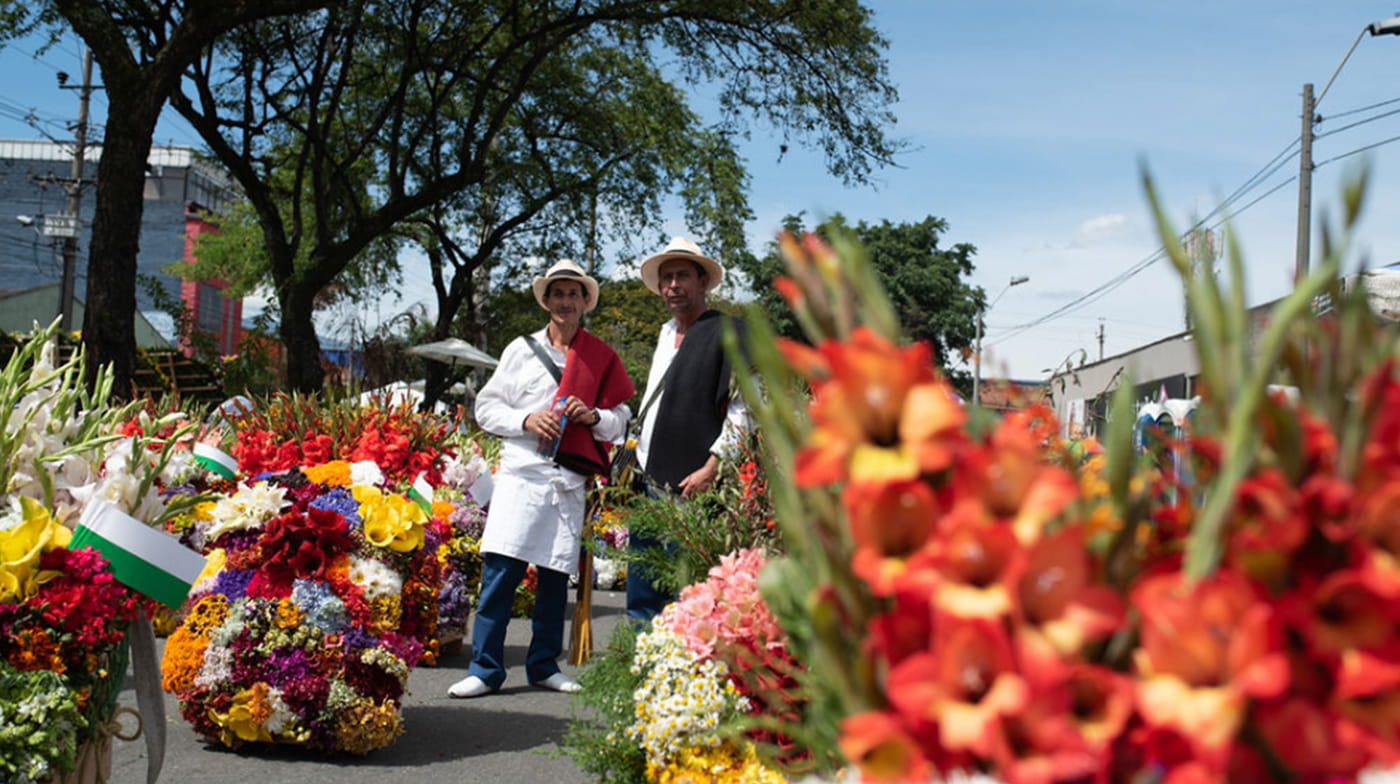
left=545, top=279, right=587, bottom=326
left=656, top=259, right=707, bottom=319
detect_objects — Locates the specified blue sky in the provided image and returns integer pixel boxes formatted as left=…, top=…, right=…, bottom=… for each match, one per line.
left=3, top=2, right=1400, bottom=379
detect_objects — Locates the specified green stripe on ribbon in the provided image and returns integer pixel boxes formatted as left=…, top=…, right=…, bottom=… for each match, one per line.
left=408, top=473, right=434, bottom=513
left=70, top=527, right=196, bottom=608
left=193, top=443, right=237, bottom=480
left=70, top=500, right=206, bottom=609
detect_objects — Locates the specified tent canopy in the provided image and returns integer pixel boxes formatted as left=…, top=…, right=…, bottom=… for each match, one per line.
left=407, top=338, right=498, bottom=369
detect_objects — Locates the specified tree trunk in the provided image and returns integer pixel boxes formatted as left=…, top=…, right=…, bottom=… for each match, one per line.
left=280, top=286, right=325, bottom=394
left=82, top=97, right=161, bottom=399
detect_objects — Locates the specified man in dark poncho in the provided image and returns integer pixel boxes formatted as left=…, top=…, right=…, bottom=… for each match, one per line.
left=628, top=236, right=750, bottom=622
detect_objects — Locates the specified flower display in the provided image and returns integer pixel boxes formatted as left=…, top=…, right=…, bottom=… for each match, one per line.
left=739, top=207, right=1400, bottom=784
left=161, top=464, right=442, bottom=753
left=431, top=450, right=493, bottom=637
left=570, top=547, right=797, bottom=783
left=229, top=393, right=453, bottom=485
left=1, top=323, right=195, bottom=783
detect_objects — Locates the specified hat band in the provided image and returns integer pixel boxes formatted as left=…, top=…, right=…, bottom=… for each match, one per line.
left=549, top=269, right=585, bottom=279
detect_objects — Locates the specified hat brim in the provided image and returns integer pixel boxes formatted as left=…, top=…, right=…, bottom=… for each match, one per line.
left=639, top=251, right=724, bottom=295
left=532, top=273, right=600, bottom=313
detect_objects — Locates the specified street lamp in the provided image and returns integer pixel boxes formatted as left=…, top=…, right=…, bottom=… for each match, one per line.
left=973, top=274, right=1029, bottom=407
left=1295, top=13, right=1400, bottom=281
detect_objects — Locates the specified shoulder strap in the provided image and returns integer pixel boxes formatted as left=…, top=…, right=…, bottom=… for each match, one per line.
left=633, top=360, right=675, bottom=431
left=522, top=334, right=562, bottom=383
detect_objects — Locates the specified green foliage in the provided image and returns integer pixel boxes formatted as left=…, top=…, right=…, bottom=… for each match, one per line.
left=557, top=622, right=648, bottom=784
left=171, top=0, right=901, bottom=393
left=735, top=213, right=982, bottom=391
left=606, top=431, right=778, bottom=595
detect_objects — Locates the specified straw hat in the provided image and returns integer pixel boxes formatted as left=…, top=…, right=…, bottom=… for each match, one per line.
left=532, top=259, right=600, bottom=313
left=639, top=236, right=724, bottom=294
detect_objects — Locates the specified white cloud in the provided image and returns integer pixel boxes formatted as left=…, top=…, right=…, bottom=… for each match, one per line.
left=1071, top=213, right=1129, bottom=247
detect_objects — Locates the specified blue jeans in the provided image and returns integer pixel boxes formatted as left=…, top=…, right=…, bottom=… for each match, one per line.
left=626, top=530, right=676, bottom=624
left=468, top=552, right=569, bottom=689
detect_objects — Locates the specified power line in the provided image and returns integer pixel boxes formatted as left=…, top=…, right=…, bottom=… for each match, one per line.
left=1320, top=94, right=1400, bottom=121
left=987, top=158, right=1301, bottom=348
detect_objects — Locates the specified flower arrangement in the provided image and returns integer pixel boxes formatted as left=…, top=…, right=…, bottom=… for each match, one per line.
left=565, top=547, right=796, bottom=783
left=739, top=178, right=1400, bottom=783
left=160, top=460, right=442, bottom=753
left=228, top=392, right=454, bottom=485
left=590, top=505, right=629, bottom=590
left=432, top=450, right=493, bottom=637
left=1, top=323, right=202, bottom=784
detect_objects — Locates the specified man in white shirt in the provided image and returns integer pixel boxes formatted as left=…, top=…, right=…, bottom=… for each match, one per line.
left=448, top=260, right=632, bottom=698
left=628, top=237, right=750, bottom=622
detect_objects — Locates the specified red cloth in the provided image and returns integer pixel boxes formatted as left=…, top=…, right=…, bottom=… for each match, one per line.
left=553, top=329, right=635, bottom=475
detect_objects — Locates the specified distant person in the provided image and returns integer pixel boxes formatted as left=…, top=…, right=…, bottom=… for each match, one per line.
left=448, top=260, right=633, bottom=698
left=627, top=236, right=750, bottom=623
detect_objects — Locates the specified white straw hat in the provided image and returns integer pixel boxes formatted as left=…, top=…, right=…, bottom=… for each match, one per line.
left=532, top=259, right=600, bottom=313
left=639, top=236, right=724, bottom=295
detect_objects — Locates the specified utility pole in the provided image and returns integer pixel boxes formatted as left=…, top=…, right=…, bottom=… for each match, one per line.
left=1097, top=319, right=1105, bottom=361
left=58, top=48, right=95, bottom=333
left=1295, top=82, right=1315, bottom=283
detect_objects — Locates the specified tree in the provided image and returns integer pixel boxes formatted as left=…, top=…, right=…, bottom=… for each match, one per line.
left=171, top=0, right=901, bottom=394
left=737, top=214, right=983, bottom=392
left=0, top=0, right=330, bottom=398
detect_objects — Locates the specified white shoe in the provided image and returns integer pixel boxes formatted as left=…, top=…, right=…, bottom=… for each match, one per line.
left=447, top=675, right=493, bottom=698
left=530, top=672, right=581, bottom=693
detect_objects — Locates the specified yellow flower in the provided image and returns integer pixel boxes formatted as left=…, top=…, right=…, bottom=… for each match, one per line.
left=303, top=460, right=352, bottom=487
left=210, top=686, right=274, bottom=745
left=0, top=497, right=72, bottom=603
left=354, top=486, right=427, bottom=553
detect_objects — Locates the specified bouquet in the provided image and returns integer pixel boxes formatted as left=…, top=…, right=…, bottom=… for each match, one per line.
left=433, top=450, right=493, bottom=638
left=229, top=392, right=453, bottom=485
left=1, top=323, right=201, bottom=783
left=161, top=460, right=442, bottom=753
left=742, top=175, right=1400, bottom=783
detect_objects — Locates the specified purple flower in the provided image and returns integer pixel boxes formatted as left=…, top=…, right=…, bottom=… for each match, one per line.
left=309, top=486, right=361, bottom=525
left=211, top=568, right=255, bottom=600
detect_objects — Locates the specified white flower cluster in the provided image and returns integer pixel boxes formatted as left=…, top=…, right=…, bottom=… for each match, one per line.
left=348, top=555, right=404, bottom=600
left=2, top=325, right=197, bottom=529
left=627, top=620, right=749, bottom=768
left=201, top=483, right=289, bottom=545
left=439, top=452, right=485, bottom=492
left=592, top=556, right=624, bottom=590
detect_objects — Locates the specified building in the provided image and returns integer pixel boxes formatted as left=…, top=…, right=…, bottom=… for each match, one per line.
left=0, top=140, right=240, bottom=351
left=1048, top=267, right=1400, bottom=438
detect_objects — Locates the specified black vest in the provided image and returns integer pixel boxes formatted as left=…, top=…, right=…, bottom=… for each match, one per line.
left=646, top=310, right=745, bottom=490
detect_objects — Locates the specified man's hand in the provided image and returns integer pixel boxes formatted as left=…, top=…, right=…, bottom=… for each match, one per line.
left=524, top=409, right=564, bottom=440
left=560, top=396, right=600, bottom=427
left=678, top=456, right=720, bottom=498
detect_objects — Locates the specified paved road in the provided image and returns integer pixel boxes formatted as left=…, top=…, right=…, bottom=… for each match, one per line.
left=110, top=589, right=628, bottom=784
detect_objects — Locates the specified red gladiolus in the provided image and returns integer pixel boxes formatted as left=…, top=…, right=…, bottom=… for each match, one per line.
left=1132, top=570, right=1288, bottom=771
left=845, top=479, right=943, bottom=595
left=837, top=710, right=932, bottom=784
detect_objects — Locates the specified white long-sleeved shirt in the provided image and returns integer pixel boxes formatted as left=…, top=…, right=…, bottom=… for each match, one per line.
left=473, top=327, right=630, bottom=574
left=635, top=317, right=749, bottom=473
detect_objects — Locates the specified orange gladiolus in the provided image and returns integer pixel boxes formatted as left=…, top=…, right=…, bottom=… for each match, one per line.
left=837, top=710, right=931, bottom=784
left=1131, top=570, right=1288, bottom=769
left=790, top=327, right=964, bottom=487
left=845, top=479, right=943, bottom=595
left=931, top=521, right=1023, bottom=621
left=887, top=619, right=1029, bottom=757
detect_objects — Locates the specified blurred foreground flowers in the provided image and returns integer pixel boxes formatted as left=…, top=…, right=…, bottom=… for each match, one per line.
left=740, top=173, right=1400, bottom=783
